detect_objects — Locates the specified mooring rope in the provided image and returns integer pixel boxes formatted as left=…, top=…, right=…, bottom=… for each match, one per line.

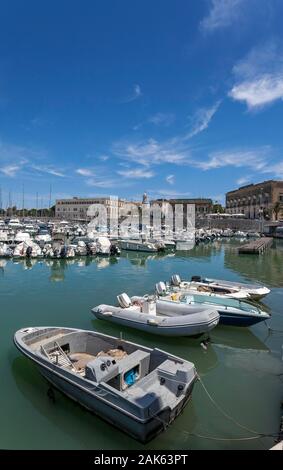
left=148, top=374, right=279, bottom=442
left=197, top=375, right=278, bottom=438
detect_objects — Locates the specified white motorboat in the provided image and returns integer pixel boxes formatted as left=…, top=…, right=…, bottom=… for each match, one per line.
left=14, top=232, right=32, bottom=243
left=170, top=274, right=270, bottom=300
left=154, top=282, right=270, bottom=327
left=0, top=242, right=13, bottom=257
left=8, top=218, right=22, bottom=229
left=168, top=274, right=250, bottom=299
left=119, top=239, right=158, bottom=253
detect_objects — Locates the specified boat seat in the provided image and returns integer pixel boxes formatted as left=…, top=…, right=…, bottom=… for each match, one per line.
left=69, top=352, right=96, bottom=371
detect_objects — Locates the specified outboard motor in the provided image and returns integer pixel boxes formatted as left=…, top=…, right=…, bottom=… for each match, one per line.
left=26, top=246, right=32, bottom=258
left=155, top=281, right=167, bottom=296
left=117, top=293, right=132, bottom=308
left=53, top=248, right=60, bottom=258
left=191, top=275, right=202, bottom=282
left=171, top=274, right=181, bottom=286
left=60, top=246, right=67, bottom=258
left=110, top=244, right=120, bottom=256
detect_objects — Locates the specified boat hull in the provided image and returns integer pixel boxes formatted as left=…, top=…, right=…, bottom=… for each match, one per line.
left=92, top=309, right=219, bottom=337
left=14, top=339, right=195, bottom=443
left=37, top=364, right=194, bottom=443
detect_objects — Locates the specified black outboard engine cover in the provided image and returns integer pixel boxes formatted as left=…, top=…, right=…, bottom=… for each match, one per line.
left=110, top=244, right=120, bottom=256
left=60, top=246, right=67, bottom=258
left=191, top=275, right=202, bottom=282
left=26, top=246, right=32, bottom=258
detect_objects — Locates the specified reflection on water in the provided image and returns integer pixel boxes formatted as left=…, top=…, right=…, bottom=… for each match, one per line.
left=1, top=239, right=283, bottom=450
left=224, top=240, right=283, bottom=288
left=210, top=325, right=270, bottom=352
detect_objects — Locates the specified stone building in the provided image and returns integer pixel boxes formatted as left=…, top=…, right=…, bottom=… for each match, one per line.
left=226, top=180, right=283, bottom=221
left=153, top=198, right=213, bottom=219
left=55, top=196, right=140, bottom=223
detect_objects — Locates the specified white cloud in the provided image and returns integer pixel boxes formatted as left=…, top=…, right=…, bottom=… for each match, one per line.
left=113, top=138, right=189, bottom=167
left=148, top=113, right=175, bottom=126
left=166, top=174, right=175, bottom=185
left=194, top=148, right=269, bottom=171
left=193, top=147, right=283, bottom=181
left=229, top=74, right=283, bottom=110
left=229, top=41, right=283, bottom=110
left=148, top=189, right=192, bottom=198
left=236, top=175, right=251, bottom=186
left=200, top=0, right=246, bottom=32
left=99, top=155, right=109, bottom=161
left=117, top=168, right=154, bottom=179
left=211, top=194, right=225, bottom=204
left=0, top=164, right=21, bottom=177
left=123, top=84, right=142, bottom=103
left=185, top=101, right=221, bottom=139
left=31, top=165, right=65, bottom=177
left=0, top=141, right=37, bottom=163
left=262, top=161, right=283, bottom=178
left=86, top=177, right=132, bottom=189
left=134, top=84, right=142, bottom=98
left=76, top=168, right=94, bottom=177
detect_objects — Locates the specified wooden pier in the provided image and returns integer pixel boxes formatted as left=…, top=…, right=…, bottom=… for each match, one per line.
left=238, top=237, right=273, bottom=255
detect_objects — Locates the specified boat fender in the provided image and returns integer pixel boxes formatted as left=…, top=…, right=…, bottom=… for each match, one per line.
left=102, top=311, right=113, bottom=317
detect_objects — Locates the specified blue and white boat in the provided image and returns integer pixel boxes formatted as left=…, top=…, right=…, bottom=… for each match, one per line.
left=178, top=293, right=271, bottom=327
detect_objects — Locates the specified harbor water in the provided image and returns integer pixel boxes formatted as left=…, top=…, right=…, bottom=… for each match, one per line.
left=1, top=238, right=283, bottom=450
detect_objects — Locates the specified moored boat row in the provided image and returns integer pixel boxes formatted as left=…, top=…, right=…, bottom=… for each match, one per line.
left=13, top=260, right=272, bottom=443
left=92, top=273, right=271, bottom=334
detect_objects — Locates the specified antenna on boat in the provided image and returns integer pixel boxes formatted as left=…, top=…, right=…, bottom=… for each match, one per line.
left=49, top=184, right=52, bottom=210
left=22, top=183, right=25, bottom=219
left=36, top=192, right=38, bottom=220
left=9, top=191, right=12, bottom=217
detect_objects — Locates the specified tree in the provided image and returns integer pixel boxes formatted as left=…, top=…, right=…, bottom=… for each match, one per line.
left=273, top=201, right=282, bottom=220
left=212, top=201, right=225, bottom=213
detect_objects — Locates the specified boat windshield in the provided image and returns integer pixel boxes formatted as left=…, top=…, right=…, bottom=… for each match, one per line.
left=179, top=294, right=259, bottom=313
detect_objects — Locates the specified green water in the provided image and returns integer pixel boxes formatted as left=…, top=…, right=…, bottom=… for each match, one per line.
left=1, top=239, right=283, bottom=450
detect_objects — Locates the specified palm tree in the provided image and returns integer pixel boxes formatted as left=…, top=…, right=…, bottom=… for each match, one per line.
left=273, top=201, right=282, bottom=220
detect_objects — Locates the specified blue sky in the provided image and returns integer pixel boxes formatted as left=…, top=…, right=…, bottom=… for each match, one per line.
left=1, top=0, right=283, bottom=208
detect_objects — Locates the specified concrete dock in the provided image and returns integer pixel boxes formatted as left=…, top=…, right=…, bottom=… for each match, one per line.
left=270, top=441, right=283, bottom=450
left=238, top=237, right=273, bottom=255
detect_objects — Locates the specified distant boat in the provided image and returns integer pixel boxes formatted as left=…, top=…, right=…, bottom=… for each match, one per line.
left=119, top=239, right=158, bottom=253
left=8, top=218, right=22, bottom=229
left=14, top=326, right=198, bottom=443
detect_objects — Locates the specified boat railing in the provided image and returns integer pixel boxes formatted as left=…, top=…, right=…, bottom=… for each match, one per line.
left=53, top=341, right=77, bottom=371
left=41, top=341, right=77, bottom=371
